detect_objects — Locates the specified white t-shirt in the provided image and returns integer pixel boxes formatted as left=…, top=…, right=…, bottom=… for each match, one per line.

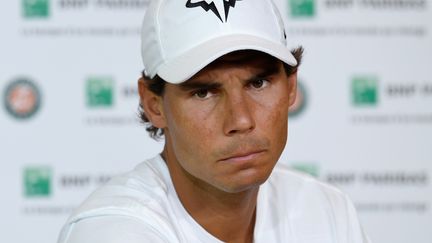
left=58, top=155, right=371, bottom=243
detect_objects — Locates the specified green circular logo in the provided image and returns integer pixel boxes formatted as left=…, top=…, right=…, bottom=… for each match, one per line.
left=289, top=81, right=307, bottom=118
left=3, top=78, right=42, bottom=120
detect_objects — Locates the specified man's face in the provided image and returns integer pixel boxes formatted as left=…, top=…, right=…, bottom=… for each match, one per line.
left=158, top=51, right=296, bottom=193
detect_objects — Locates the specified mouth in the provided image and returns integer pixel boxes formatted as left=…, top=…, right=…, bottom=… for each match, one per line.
left=219, top=150, right=266, bottom=163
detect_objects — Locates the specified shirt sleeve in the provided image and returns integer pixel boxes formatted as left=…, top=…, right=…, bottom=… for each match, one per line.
left=60, top=215, right=168, bottom=243
left=343, top=194, right=372, bottom=243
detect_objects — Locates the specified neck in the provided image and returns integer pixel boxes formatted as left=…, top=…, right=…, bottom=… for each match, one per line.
left=162, top=148, right=258, bottom=243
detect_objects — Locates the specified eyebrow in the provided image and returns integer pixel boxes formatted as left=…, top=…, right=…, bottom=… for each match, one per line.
left=179, top=64, right=281, bottom=91
left=179, top=80, right=222, bottom=91
left=246, top=65, right=281, bottom=83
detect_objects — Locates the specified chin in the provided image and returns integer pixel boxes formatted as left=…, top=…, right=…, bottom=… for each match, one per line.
left=219, top=171, right=271, bottom=194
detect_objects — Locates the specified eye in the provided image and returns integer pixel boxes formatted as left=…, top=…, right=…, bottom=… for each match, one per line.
left=249, top=79, right=269, bottom=90
left=193, top=89, right=213, bottom=99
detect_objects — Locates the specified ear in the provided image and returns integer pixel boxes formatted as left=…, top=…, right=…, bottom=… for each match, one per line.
left=138, top=77, right=166, bottom=129
left=288, top=71, right=298, bottom=107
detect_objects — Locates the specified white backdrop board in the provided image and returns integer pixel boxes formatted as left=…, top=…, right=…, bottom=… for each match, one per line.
left=0, top=0, right=431, bottom=242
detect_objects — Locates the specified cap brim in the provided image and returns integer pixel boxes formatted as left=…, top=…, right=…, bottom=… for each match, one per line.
left=156, top=34, right=297, bottom=84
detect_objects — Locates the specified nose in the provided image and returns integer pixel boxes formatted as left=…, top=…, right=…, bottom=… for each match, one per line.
left=222, top=92, right=256, bottom=136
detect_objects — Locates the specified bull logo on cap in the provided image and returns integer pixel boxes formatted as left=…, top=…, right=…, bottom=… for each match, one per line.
left=186, top=0, right=242, bottom=23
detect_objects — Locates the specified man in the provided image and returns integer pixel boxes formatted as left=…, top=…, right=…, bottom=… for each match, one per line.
left=58, top=0, right=370, bottom=242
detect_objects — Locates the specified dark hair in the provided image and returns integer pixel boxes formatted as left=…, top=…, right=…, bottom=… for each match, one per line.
left=139, top=46, right=304, bottom=139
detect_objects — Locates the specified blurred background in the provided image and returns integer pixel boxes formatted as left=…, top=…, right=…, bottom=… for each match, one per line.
left=1, top=0, right=431, bottom=242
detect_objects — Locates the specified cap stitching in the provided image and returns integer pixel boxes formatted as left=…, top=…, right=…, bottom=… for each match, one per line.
left=155, top=0, right=165, bottom=71
left=268, top=0, right=287, bottom=45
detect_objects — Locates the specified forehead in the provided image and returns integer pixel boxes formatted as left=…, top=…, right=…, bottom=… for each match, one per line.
left=190, top=50, right=281, bottom=79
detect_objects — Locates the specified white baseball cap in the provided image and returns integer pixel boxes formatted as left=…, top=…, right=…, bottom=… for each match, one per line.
left=141, top=0, right=297, bottom=84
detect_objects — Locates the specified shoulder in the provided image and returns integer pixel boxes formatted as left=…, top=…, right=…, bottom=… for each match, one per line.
left=58, top=156, right=179, bottom=243
left=59, top=215, right=169, bottom=243
left=262, top=164, right=369, bottom=242
left=266, top=163, right=354, bottom=216
left=268, top=163, right=348, bottom=204
left=71, top=155, right=170, bottom=218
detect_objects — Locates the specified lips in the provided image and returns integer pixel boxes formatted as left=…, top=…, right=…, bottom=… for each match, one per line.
left=219, top=150, right=265, bottom=163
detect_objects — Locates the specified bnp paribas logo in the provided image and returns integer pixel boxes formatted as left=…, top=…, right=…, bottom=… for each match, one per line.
left=352, top=76, right=379, bottom=106
left=86, top=77, right=114, bottom=108
left=22, top=0, right=50, bottom=18
left=23, top=166, right=52, bottom=197
left=289, top=0, right=315, bottom=18
left=291, top=163, right=319, bottom=177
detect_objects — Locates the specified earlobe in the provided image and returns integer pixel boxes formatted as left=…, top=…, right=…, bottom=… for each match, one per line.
left=138, top=78, right=166, bottom=128
left=288, top=72, right=298, bottom=107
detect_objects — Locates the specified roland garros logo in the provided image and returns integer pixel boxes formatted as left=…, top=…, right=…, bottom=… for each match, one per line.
left=186, top=0, right=242, bottom=22
left=4, top=78, right=42, bottom=120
